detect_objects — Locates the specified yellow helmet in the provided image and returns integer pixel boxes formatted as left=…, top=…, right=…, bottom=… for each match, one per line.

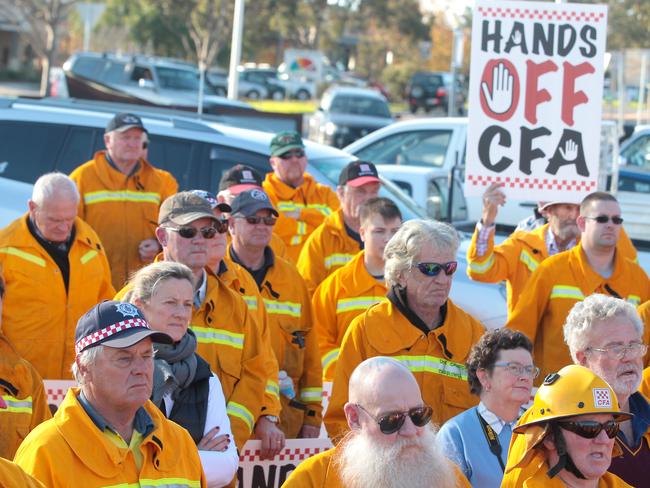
left=514, top=364, right=632, bottom=434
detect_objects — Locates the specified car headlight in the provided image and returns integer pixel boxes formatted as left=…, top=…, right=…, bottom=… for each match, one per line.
left=324, top=122, right=338, bottom=135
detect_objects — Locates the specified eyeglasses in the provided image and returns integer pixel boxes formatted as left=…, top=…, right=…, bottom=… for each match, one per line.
left=587, top=342, right=648, bottom=360
left=166, top=221, right=228, bottom=239
left=355, top=403, right=433, bottom=435
left=237, top=215, right=277, bottom=226
left=585, top=215, right=624, bottom=225
left=558, top=419, right=620, bottom=439
left=492, top=362, right=540, bottom=378
left=279, top=150, right=305, bottom=160
left=415, top=261, right=458, bottom=277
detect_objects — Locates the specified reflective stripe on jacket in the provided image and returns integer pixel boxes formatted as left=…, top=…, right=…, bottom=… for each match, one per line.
left=0, top=215, right=115, bottom=379
left=70, top=151, right=178, bottom=289
left=297, top=209, right=361, bottom=296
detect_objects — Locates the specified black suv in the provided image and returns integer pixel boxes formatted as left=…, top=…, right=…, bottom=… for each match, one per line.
left=405, top=71, right=465, bottom=115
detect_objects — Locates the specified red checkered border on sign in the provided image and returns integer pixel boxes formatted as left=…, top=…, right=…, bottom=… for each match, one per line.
left=75, top=318, right=150, bottom=354
left=477, top=6, right=605, bottom=23
left=239, top=446, right=328, bottom=463
left=467, top=175, right=597, bottom=192
left=46, top=388, right=68, bottom=403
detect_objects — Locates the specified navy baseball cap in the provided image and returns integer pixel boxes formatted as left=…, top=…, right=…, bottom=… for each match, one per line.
left=75, top=301, right=172, bottom=355
left=230, top=189, right=279, bottom=217
left=105, top=113, right=148, bottom=134
left=189, top=189, right=232, bottom=212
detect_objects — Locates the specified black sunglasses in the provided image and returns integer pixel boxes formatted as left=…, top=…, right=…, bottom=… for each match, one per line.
left=558, top=419, right=620, bottom=439
left=585, top=215, right=624, bottom=225
left=415, top=261, right=458, bottom=277
left=238, top=215, right=277, bottom=226
left=167, top=220, right=228, bottom=239
left=279, top=150, right=305, bottom=160
left=355, top=404, right=433, bottom=434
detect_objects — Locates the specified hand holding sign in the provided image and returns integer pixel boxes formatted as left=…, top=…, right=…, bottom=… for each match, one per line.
left=481, top=62, right=515, bottom=115
left=559, top=139, right=578, bottom=161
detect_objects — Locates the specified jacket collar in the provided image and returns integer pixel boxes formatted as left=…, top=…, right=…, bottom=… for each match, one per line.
left=568, top=242, right=626, bottom=295
left=91, top=150, right=153, bottom=188
left=346, top=251, right=385, bottom=294
left=264, top=171, right=316, bottom=199
left=0, top=213, right=99, bottom=252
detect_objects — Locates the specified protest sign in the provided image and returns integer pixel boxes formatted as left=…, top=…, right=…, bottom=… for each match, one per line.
left=465, top=1, right=608, bottom=202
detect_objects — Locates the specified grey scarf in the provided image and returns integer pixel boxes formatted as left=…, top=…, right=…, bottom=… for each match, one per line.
left=151, top=329, right=198, bottom=406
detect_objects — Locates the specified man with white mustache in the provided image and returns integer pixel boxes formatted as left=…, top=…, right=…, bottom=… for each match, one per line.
left=283, top=356, right=470, bottom=488
left=563, top=293, right=650, bottom=487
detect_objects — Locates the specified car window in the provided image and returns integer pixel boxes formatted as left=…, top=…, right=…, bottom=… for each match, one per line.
left=192, top=145, right=271, bottom=193
left=155, top=67, right=200, bottom=91
left=429, top=177, right=467, bottom=221
left=329, top=95, right=390, bottom=118
left=353, top=130, right=452, bottom=168
left=621, top=134, right=650, bottom=170
left=57, top=126, right=104, bottom=174
left=0, top=121, right=66, bottom=183
left=71, top=57, right=105, bottom=78
left=147, top=136, right=198, bottom=189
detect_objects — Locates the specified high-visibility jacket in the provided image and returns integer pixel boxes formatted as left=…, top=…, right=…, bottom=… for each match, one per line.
left=0, top=335, right=51, bottom=459
left=311, top=251, right=386, bottom=381
left=501, top=449, right=631, bottom=487
left=467, top=224, right=638, bottom=316
left=324, top=298, right=483, bottom=440
left=262, top=172, right=339, bottom=262
left=282, top=444, right=472, bottom=488
left=191, top=272, right=269, bottom=450
left=0, top=214, right=115, bottom=379
left=70, top=151, right=178, bottom=289
left=14, top=389, right=206, bottom=487
left=0, top=458, right=44, bottom=488
left=227, top=250, right=322, bottom=437
left=637, top=301, right=650, bottom=369
left=506, top=243, right=650, bottom=383
left=297, top=208, right=362, bottom=296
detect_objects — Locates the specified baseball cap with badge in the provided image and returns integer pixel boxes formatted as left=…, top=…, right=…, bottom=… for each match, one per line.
left=218, top=164, right=264, bottom=193
left=105, top=113, right=148, bottom=134
left=158, top=191, right=223, bottom=225
left=270, top=131, right=305, bottom=157
left=230, top=189, right=279, bottom=217
left=339, top=160, right=380, bottom=187
left=189, top=189, right=232, bottom=213
left=75, top=300, right=172, bottom=355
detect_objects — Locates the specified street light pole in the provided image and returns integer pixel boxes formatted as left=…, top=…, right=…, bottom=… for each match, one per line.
left=228, top=0, right=245, bottom=100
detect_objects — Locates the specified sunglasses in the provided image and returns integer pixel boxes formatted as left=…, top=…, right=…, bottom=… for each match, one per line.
left=166, top=220, right=228, bottom=239
left=355, top=404, right=433, bottom=434
left=279, top=150, right=305, bottom=160
left=558, top=419, right=620, bottom=439
left=415, top=261, right=458, bottom=277
left=585, top=215, right=624, bottom=225
left=238, top=215, right=277, bottom=226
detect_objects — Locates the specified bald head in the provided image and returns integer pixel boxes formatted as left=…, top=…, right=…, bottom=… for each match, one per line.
left=349, top=357, right=416, bottom=403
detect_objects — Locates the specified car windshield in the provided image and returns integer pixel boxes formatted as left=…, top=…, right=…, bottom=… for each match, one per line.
left=328, top=95, right=391, bottom=118
left=308, top=155, right=426, bottom=220
left=156, top=66, right=200, bottom=91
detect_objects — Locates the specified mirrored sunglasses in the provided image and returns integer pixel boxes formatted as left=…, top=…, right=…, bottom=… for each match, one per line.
left=585, top=215, right=624, bottom=225
left=167, top=221, right=227, bottom=239
left=239, top=216, right=277, bottom=226
left=558, top=419, right=620, bottom=439
left=415, top=261, right=458, bottom=277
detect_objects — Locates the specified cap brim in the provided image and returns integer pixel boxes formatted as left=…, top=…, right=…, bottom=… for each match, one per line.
left=346, top=176, right=381, bottom=187
left=109, top=125, right=148, bottom=134
left=215, top=202, right=232, bottom=213
left=228, top=183, right=263, bottom=194
left=539, top=200, right=581, bottom=211
left=101, top=328, right=172, bottom=349
left=272, top=144, right=304, bottom=157
left=234, top=203, right=279, bottom=217
left=163, top=211, right=218, bottom=225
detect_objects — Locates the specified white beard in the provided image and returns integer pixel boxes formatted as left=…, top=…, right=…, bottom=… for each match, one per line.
left=336, top=424, right=459, bottom=488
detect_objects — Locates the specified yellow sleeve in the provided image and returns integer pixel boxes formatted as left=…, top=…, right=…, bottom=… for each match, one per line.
left=257, top=298, right=282, bottom=418
left=296, top=231, right=327, bottom=296
left=505, top=265, right=551, bottom=345
left=639, top=302, right=650, bottom=369
left=466, top=226, right=520, bottom=284
left=97, top=246, right=117, bottom=300
left=297, top=292, right=323, bottom=428
left=311, top=276, right=341, bottom=381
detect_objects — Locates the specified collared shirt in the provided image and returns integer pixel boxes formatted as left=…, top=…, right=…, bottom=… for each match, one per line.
left=620, top=391, right=650, bottom=448
left=475, top=221, right=576, bottom=259
left=546, top=226, right=576, bottom=256
left=77, top=391, right=154, bottom=438
left=105, top=152, right=141, bottom=177
left=194, top=269, right=208, bottom=309
left=477, top=401, right=521, bottom=436
left=229, top=245, right=275, bottom=288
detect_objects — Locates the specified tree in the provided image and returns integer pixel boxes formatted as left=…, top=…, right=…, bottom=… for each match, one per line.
left=6, top=0, right=77, bottom=95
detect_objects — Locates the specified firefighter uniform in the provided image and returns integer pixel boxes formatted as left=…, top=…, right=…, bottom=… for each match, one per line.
left=467, top=224, right=638, bottom=316
left=297, top=208, right=362, bottom=296
left=262, top=172, right=339, bottom=262
left=311, top=251, right=386, bottom=381
left=0, top=215, right=115, bottom=379
left=70, top=151, right=178, bottom=289
left=0, top=459, right=44, bottom=488
left=14, top=389, right=206, bottom=487
left=506, top=243, right=650, bottom=382
left=324, top=297, right=483, bottom=440
left=0, top=335, right=51, bottom=459
left=226, top=250, right=323, bottom=437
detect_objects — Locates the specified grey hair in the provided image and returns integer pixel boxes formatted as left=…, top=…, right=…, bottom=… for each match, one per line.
left=31, top=172, right=80, bottom=206
left=127, top=261, right=194, bottom=304
left=563, top=294, right=644, bottom=362
left=383, top=219, right=460, bottom=287
left=71, top=345, right=104, bottom=384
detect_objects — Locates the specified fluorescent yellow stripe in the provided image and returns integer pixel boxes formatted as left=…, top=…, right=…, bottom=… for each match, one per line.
left=190, top=326, right=244, bottom=349
left=263, top=299, right=302, bottom=317
left=336, top=297, right=382, bottom=313
left=322, top=348, right=339, bottom=376
left=300, top=387, right=323, bottom=402
left=1, top=395, right=32, bottom=413
left=0, top=247, right=46, bottom=267
left=140, top=479, right=202, bottom=488
left=278, top=201, right=305, bottom=212
left=84, top=190, right=161, bottom=205
left=243, top=295, right=258, bottom=310
left=468, top=254, right=495, bottom=274
left=306, top=203, right=334, bottom=216
left=628, top=295, right=641, bottom=306
left=226, top=401, right=254, bottom=432
left=519, top=250, right=539, bottom=274
left=103, top=484, right=140, bottom=488
left=266, top=380, right=280, bottom=399
left=550, top=285, right=584, bottom=300
left=80, top=249, right=98, bottom=264
left=394, top=355, right=467, bottom=381
left=324, top=253, right=354, bottom=269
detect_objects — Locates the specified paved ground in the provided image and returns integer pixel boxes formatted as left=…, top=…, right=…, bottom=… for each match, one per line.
left=0, top=81, right=40, bottom=97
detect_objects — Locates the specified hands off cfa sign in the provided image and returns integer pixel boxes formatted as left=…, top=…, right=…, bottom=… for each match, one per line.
left=465, top=1, right=608, bottom=202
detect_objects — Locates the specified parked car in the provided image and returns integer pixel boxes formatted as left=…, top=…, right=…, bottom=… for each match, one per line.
left=237, top=67, right=286, bottom=100
left=0, top=96, right=507, bottom=328
left=405, top=71, right=465, bottom=115
left=308, top=86, right=393, bottom=148
left=205, top=69, right=271, bottom=100
left=238, top=65, right=316, bottom=100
